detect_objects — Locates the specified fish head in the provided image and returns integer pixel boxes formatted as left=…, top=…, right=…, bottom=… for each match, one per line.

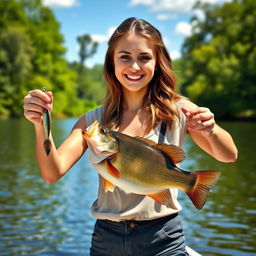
left=82, top=121, right=118, bottom=155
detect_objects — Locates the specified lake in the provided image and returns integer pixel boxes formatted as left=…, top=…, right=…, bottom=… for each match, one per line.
left=0, top=118, right=255, bottom=256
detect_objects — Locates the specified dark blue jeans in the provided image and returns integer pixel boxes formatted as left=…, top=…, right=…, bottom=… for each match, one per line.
left=90, top=213, right=189, bottom=256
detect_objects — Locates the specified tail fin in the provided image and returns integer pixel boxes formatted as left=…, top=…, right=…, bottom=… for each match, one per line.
left=44, top=139, right=52, bottom=156
left=186, top=171, right=221, bottom=210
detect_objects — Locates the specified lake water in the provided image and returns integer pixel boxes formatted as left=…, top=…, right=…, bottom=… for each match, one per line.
left=0, top=118, right=255, bottom=256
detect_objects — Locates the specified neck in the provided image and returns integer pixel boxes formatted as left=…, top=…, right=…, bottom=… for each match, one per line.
left=122, top=89, right=147, bottom=113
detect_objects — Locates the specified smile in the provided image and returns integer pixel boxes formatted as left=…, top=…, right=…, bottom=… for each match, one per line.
left=125, top=74, right=144, bottom=81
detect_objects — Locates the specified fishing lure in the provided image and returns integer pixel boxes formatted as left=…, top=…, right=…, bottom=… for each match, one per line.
left=41, top=87, right=52, bottom=156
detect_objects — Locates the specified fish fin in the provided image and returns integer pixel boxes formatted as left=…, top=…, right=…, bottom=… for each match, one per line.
left=153, top=144, right=185, bottom=163
left=135, top=137, right=157, bottom=147
left=106, top=160, right=121, bottom=179
left=44, top=139, right=52, bottom=156
left=148, top=189, right=173, bottom=208
left=186, top=171, right=221, bottom=210
left=135, top=137, right=185, bottom=164
left=103, top=179, right=115, bottom=192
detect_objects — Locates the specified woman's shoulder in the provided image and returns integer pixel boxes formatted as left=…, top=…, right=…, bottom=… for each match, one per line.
left=85, top=106, right=104, bottom=126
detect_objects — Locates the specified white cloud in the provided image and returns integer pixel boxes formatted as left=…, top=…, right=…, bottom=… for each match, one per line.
left=42, top=0, right=78, bottom=8
left=90, top=26, right=117, bottom=44
left=170, top=50, right=181, bottom=60
left=157, top=13, right=177, bottom=20
left=91, top=35, right=107, bottom=43
left=129, top=0, right=231, bottom=14
left=129, top=0, right=155, bottom=6
left=192, top=9, right=206, bottom=21
left=175, top=22, right=192, bottom=36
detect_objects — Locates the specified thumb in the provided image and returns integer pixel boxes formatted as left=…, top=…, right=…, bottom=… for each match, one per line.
left=181, top=107, right=188, bottom=114
left=181, top=107, right=190, bottom=116
left=181, top=107, right=193, bottom=119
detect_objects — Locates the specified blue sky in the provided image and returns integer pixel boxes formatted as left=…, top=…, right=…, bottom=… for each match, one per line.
left=42, top=0, right=229, bottom=67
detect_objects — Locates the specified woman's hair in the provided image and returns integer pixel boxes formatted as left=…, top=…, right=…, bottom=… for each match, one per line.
left=102, top=17, right=183, bottom=133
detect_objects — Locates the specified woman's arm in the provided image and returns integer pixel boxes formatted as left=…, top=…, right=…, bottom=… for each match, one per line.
left=180, top=100, right=238, bottom=163
left=24, top=89, right=87, bottom=184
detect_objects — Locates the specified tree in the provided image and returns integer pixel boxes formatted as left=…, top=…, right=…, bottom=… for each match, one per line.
left=0, top=27, right=34, bottom=116
left=181, top=0, right=256, bottom=118
left=77, top=34, right=98, bottom=70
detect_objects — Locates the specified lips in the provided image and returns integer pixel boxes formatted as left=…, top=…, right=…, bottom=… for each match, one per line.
left=125, top=74, right=144, bottom=81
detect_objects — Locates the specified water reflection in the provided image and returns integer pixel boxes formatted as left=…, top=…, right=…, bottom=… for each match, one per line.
left=180, top=121, right=256, bottom=256
left=0, top=119, right=255, bottom=255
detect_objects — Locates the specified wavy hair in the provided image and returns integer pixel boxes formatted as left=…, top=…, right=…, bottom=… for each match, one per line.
left=102, top=17, right=184, bottom=133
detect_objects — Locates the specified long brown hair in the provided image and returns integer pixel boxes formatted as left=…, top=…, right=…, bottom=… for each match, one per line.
left=103, top=17, right=183, bottom=133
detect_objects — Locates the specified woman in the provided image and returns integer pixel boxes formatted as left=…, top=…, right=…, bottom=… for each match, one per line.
left=23, top=17, right=237, bottom=256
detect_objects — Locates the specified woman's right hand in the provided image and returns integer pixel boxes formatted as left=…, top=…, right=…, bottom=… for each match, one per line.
left=23, top=89, right=53, bottom=126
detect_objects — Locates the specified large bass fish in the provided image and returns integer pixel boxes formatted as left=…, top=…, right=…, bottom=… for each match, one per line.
left=82, top=121, right=220, bottom=210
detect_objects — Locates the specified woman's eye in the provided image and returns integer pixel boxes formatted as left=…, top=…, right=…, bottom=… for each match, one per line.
left=120, top=55, right=130, bottom=61
left=140, top=55, right=151, bottom=62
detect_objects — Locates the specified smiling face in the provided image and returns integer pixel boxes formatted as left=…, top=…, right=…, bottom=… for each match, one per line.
left=113, top=33, right=157, bottom=95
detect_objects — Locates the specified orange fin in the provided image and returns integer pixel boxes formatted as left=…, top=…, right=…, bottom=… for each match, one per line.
left=106, top=160, right=120, bottom=179
left=187, top=171, right=221, bottom=210
left=103, top=179, right=115, bottom=192
left=135, top=136, right=185, bottom=164
left=135, top=137, right=157, bottom=147
left=148, top=189, right=173, bottom=207
left=153, top=144, right=185, bottom=163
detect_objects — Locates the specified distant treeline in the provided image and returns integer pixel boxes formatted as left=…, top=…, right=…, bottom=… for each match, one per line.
left=0, top=0, right=255, bottom=119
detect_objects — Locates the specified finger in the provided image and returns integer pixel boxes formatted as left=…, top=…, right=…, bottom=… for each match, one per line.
left=181, top=107, right=194, bottom=118
left=23, top=103, right=46, bottom=114
left=188, top=107, right=210, bottom=116
left=24, top=94, right=51, bottom=110
left=24, top=110, right=42, bottom=120
left=45, top=91, right=53, bottom=104
left=187, top=119, right=215, bottom=131
left=29, top=89, right=52, bottom=103
left=188, top=111, right=214, bottom=123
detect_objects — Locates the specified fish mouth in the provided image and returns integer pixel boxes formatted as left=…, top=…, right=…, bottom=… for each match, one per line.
left=82, top=121, right=99, bottom=139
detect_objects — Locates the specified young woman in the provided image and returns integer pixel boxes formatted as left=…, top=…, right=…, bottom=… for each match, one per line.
left=23, top=17, right=237, bottom=256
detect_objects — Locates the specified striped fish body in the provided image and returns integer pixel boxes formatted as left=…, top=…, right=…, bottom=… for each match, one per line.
left=83, top=121, right=220, bottom=209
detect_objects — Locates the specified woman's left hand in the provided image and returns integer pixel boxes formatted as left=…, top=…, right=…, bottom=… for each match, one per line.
left=182, top=107, right=216, bottom=137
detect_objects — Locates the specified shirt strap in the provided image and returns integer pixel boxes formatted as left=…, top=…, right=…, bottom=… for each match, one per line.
left=158, top=121, right=167, bottom=144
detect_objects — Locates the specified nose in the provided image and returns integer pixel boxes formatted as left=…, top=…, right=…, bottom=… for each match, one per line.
left=130, top=61, right=140, bottom=71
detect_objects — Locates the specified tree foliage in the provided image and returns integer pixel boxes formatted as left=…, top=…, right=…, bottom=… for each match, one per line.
left=181, top=0, right=256, bottom=118
left=0, top=0, right=104, bottom=118
left=77, top=34, right=98, bottom=71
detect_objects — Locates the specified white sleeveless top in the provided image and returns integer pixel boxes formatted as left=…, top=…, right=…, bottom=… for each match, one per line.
left=85, top=101, right=187, bottom=221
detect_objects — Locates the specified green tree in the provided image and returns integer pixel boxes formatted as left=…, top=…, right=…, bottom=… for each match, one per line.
left=77, top=34, right=98, bottom=71
left=181, top=0, right=256, bottom=118
left=0, top=27, right=34, bottom=116
left=0, top=0, right=85, bottom=117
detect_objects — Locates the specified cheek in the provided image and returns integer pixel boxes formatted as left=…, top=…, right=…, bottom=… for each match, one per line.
left=114, top=61, right=125, bottom=79
left=145, top=62, right=156, bottom=77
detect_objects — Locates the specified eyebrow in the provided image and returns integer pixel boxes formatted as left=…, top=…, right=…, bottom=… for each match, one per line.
left=117, top=50, right=152, bottom=55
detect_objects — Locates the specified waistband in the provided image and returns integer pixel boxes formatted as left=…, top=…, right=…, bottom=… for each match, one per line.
left=97, top=213, right=179, bottom=229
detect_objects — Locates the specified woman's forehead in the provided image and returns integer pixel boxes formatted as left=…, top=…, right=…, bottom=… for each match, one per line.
left=114, top=33, right=155, bottom=54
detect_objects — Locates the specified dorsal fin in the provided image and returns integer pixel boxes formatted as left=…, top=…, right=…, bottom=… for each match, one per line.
left=135, top=136, right=185, bottom=164
left=135, top=137, right=157, bottom=147
left=153, top=144, right=185, bottom=163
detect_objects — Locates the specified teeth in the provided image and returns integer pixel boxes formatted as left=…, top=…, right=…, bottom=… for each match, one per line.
left=126, top=75, right=142, bottom=80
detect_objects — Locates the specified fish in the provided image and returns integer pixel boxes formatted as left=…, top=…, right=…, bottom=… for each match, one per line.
left=41, top=87, right=52, bottom=156
left=82, top=121, right=221, bottom=210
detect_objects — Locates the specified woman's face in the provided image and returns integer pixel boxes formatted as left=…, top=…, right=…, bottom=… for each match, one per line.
left=113, top=33, right=156, bottom=94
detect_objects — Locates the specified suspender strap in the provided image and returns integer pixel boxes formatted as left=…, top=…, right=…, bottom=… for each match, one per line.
left=158, top=121, right=167, bottom=144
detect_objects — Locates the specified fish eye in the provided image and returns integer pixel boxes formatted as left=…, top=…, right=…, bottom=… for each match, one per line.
left=100, top=128, right=107, bottom=134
